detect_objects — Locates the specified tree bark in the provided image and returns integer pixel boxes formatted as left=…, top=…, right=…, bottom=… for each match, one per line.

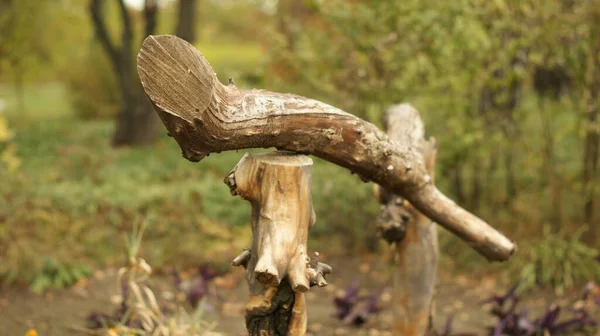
left=471, top=156, right=482, bottom=212
left=583, top=95, right=599, bottom=243
left=175, top=0, right=197, bottom=43
left=373, top=104, right=438, bottom=336
left=136, top=35, right=516, bottom=262
left=225, top=151, right=331, bottom=336
left=478, top=59, right=523, bottom=208
left=451, top=160, right=466, bottom=206
left=504, top=150, right=517, bottom=206
left=582, top=14, right=600, bottom=245
left=538, top=97, right=562, bottom=230
left=89, top=0, right=160, bottom=147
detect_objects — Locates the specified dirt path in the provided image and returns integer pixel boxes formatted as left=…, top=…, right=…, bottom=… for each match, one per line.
left=0, top=255, right=596, bottom=336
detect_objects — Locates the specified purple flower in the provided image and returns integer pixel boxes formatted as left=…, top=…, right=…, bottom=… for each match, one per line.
left=333, top=280, right=384, bottom=326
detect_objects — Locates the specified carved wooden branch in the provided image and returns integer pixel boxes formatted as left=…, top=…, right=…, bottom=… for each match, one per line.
left=225, top=151, right=329, bottom=336
left=136, top=34, right=516, bottom=262
left=374, top=104, right=439, bottom=336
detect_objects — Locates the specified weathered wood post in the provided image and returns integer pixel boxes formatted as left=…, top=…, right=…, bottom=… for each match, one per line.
left=224, top=151, right=331, bottom=335
left=373, top=104, right=438, bottom=335
left=136, top=34, right=517, bottom=335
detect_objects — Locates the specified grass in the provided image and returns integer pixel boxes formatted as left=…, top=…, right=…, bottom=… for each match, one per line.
left=0, top=82, right=380, bottom=290
left=0, top=82, right=73, bottom=122
left=1, top=82, right=598, bottom=295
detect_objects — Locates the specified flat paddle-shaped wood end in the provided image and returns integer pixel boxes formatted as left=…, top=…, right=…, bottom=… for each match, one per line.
left=138, top=35, right=216, bottom=123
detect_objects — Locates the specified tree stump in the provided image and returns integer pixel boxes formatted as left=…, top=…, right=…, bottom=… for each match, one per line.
left=225, top=151, right=331, bottom=336
left=373, top=104, right=439, bottom=336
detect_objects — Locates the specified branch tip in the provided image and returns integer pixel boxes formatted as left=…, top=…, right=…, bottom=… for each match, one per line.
left=232, top=248, right=251, bottom=269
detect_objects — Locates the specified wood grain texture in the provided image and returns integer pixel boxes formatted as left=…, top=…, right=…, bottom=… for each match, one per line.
left=226, top=151, right=326, bottom=336
left=375, top=104, right=439, bottom=336
left=136, top=34, right=516, bottom=262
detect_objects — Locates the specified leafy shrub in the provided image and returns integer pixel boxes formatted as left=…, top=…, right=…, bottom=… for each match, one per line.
left=512, top=225, right=600, bottom=295
left=194, top=42, right=265, bottom=87
left=64, top=45, right=121, bottom=120
left=29, top=258, right=91, bottom=294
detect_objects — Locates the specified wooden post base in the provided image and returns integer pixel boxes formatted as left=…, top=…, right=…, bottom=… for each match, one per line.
left=374, top=105, right=439, bottom=336
left=226, top=151, right=331, bottom=336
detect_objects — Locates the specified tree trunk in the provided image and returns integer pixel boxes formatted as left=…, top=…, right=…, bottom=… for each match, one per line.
left=112, top=85, right=159, bottom=146
left=582, top=16, right=600, bottom=245
left=471, top=157, right=482, bottom=212
left=538, top=97, right=562, bottom=231
left=451, top=160, right=466, bottom=206
left=112, top=66, right=137, bottom=146
left=500, top=116, right=519, bottom=207
left=136, top=35, right=516, bottom=262
left=372, top=104, right=438, bottom=336
left=175, top=0, right=197, bottom=43
left=504, top=150, right=517, bottom=206
left=12, top=60, right=25, bottom=114
left=583, top=97, right=599, bottom=243
left=225, top=151, right=331, bottom=336
left=89, top=0, right=160, bottom=147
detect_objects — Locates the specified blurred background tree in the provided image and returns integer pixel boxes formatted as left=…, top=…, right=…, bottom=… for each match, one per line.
left=175, top=0, right=197, bottom=43
left=0, top=0, right=598, bottom=295
left=0, top=0, right=84, bottom=113
left=88, top=0, right=161, bottom=146
left=87, top=0, right=199, bottom=146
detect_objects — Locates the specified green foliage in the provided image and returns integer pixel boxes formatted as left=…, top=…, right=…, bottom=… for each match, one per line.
left=0, top=83, right=73, bottom=121
left=310, top=158, right=380, bottom=251
left=512, top=225, right=600, bottom=295
left=197, top=42, right=266, bottom=86
left=29, top=259, right=91, bottom=294
left=3, top=0, right=600, bottom=291
left=125, top=217, right=149, bottom=261
left=0, top=82, right=379, bottom=287
left=0, top=0, right=90, bottom=83
left=65, top=46, right=121, bottom=119
left=266, top=0, right=495, bottom=120
left=0, top=116, right=20, bottom=173
left=197, top=0, right=275, bottom=42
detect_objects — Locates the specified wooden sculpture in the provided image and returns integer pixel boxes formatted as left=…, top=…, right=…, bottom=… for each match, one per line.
left=135, top=34, right=517, bottom=335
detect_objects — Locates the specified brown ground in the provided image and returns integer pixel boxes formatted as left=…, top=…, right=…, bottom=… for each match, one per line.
left=1, top=255, right=597, bottom=336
